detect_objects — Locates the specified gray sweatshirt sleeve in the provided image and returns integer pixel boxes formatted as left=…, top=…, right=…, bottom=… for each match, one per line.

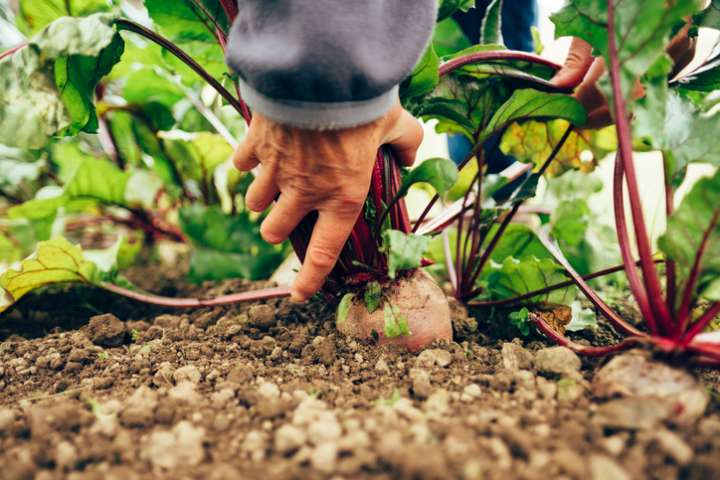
left=225, top=0, right=437, bottom=130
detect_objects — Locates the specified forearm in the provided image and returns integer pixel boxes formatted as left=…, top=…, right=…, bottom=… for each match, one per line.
left=225, top=0, right=437, bottom=129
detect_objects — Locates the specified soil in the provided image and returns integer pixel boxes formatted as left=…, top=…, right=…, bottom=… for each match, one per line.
left=1, top=271, right=719, bottom=480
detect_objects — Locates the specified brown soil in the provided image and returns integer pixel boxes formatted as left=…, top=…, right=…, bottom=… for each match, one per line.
left=1, top=275, right=719, bottom=480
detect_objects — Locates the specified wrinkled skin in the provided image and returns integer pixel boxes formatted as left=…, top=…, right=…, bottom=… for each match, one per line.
left=337, top=269, right=452, bottom=352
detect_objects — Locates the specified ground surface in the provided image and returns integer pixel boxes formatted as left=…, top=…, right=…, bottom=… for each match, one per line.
left=0, top=272, right=719, bottom=480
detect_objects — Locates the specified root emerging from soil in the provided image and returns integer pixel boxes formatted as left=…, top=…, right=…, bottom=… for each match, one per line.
left=338, top=269, right=452, bottom=352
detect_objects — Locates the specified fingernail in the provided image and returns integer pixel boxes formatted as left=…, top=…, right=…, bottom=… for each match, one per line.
left=290, top=291, right=307, bottom=304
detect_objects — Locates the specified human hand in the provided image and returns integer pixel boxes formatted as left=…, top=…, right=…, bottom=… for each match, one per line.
left=551, top=30, right=696, bottom=129
left=233, top=103, right=423, bottom=302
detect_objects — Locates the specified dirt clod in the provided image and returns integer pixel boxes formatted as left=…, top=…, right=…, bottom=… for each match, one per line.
left=86, top=313, right=126, bottom=347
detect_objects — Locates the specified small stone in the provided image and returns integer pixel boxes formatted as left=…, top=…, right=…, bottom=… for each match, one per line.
left=169, top=381, right=202, bottom=405
left=553, top=448, right=588, bottom=478
left=86, top=313, right=126, bottom=347
left=590, top=455, right=630, bottom=480
left=375, top=356, right=390, bottom=373
left=594, top=397, right=672, bottom=430
left=410, top=368, right=433, bottom=399
left=227, top=362, right=254, bottom=384
left=241, top=430, right=267, bottom=462
left=461, top=383, right=482, bottom=402
left=153, top=314, right=183, bottom=329
left=211, top=388, right=236, bottom=407
left=55, top=441, right=78, bottom=471
left=275, top=424, right=307, bottom=454
left=424, top=388, right=450, bottom=416
left=417, top=348, right=453, bottom=368
left=536, top=376, right=557, bottom=399
left=535, top=347, right=581, bottom=377
left=602, top=435, right=626, bottom=456
left=307, top=418, right=342, bottom=445
left=311, top=443, right=338, bottom=473
left=173, top=364, right=201, bottom=384
left=557, top=377, right=587, bottom=403
left=257, top=381, right=280, bottom=399
left=654, top=430, right=693, bottom=465
left=142, top=421, right=205, bottom=470
left=248, top=304, right=276, bottom=329
left=312, top=336, right=337, bottom=367
left=592, top=351, right=708, bottom=425
left=119, top=386, right=157, bottom=428
left=0, top=408, right=15, bottom=433
left=152, top=362, right=175, bottom=387
left=501, top=343, right=533, bottom=371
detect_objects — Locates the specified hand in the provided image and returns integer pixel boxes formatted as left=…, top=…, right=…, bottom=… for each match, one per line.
left=551, top=30, right=696, bottom=129
left=233, top=103, right=423, bottom=302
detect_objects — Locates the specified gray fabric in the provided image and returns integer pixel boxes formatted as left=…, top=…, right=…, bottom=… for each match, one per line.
left=226, top=0, right=437, bottom=129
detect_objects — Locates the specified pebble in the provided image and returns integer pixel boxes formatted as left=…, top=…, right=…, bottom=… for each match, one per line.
left=0, top=408, right=15, bottom=433
left=501, top=342, right=533, bottom=371
left=152, top=362, right=175, bottom=387
left=461, top=383, right=482, bottom=402
left=248, top=304, right=276, bottom=329
left=173, top=365, right=202, bottom=384
left=274, top=424, right=307, bottom=454
left=417, top=349, right=453, bottom=368
left=242, top=430, right=267, bottom=462
left=86, top=313, right=126, bottom=347
left=119, top=386, right=158, bottom=428
left=307, top=417, right=342, bottom=445
left=311, top=442, right=338, bottom=473
left=654, top=430, right=693, bottom=465
left=534, top=347, right=581, bottom=377
left=424, top=388, right=450, bottom=417
left=410, top=368, right=433, bottom=399
left=227, top=362, right=254, bottom=384
left=375, top=356, right=390, bottom=373
left=55, top=441, right=78, bottom=471
left=590, top=455, right=630, bottom=480
left=142, top=421, right=205, bottom=470
left=169, top=381, right=202, bottom=405
left=592, top=351, right=708, bottom=425
left=153, top=314, right=183, bottom=329
left=257, top=381, right=280, bottom=399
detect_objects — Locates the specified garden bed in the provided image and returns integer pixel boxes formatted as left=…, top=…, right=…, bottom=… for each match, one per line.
left=1, top=274, right=718, bottom=480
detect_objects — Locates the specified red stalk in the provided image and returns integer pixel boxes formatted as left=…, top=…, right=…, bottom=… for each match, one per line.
left=0, top=42, right=26, bottom=62
left=612, top=157, right=658, bottom=334
left=101, top=283, right=291, bottom=307
left=606, top=0, right=675, bottom=335
left=677, top=209, right=720, bottom=328
left=219, top=0, right=239, bottom=22
left=682, top=302, right=720, bottom=345
left=536, top=231, right=645, bottom=337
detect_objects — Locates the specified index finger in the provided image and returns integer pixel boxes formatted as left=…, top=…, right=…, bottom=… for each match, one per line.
left=291, top=206, right=361, bottom=302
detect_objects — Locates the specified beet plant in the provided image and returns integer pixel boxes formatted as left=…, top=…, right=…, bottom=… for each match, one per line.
left=492, top=0, right=720, bottom=363
left=4, top=0, right=716, bottom=356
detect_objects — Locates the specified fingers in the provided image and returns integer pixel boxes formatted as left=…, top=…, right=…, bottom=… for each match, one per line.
left=292, top=204, right=362, bottom=302
left=384, top=108, right=424, bottom=167
left=260, top=193, right=310, bottom=244
left=245, top=166, right=279, bottom=212
left=551, top=37, right=595, bottom=89
left=232, top=137, right=259, bottom=172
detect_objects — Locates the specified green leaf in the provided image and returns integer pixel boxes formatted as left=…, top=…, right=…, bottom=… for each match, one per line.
left=65, top=156, right=129, bottom=206
left=658, top=169, right=720, bottom=304
left=567, top=301, right=598, bottom=332
left=337, top=293, right=355, bottom=326
left=0, top=14, right=124, bottom=148
left=437, top=0, right=475, bottom=21
left=551, top=200, right=591, bottom=247
left=398, top=157, right=458, bottom=198
left=364, top=281, right=382, bottom=314
left=179, top=204, right=285, bottom=282
left=432, top=17, right=471, bottom=58
left=144, top=0, right=227, bottom=82
left=17, top=0, right=114, bottom=34
left=401, top=44, right=440, bottom=100
left=482, top=89, right=587, bottom=143
left=382, top=230, right=432, bottom=279
left=480, top=0, right=503, bottom=45
left=0, top=237, right=98, bottom=313
left=486, top=256, right=577, bottom=305
left=500, top=120, right=616, bottom=177
left=383, top=303, right=411, bottom=338
left=509, top=307, right=531, bottom=336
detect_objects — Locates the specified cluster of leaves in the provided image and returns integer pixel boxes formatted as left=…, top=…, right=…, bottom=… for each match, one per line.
left=0, top=0, right=286, bottom=310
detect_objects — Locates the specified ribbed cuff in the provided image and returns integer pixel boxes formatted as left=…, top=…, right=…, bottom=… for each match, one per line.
left=237, top=79, right=399, bottom=130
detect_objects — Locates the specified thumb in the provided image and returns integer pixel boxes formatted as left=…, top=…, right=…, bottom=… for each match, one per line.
left=383, top=108, right=424, bottom=167
left=552, top=37, right=595, bottom=89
